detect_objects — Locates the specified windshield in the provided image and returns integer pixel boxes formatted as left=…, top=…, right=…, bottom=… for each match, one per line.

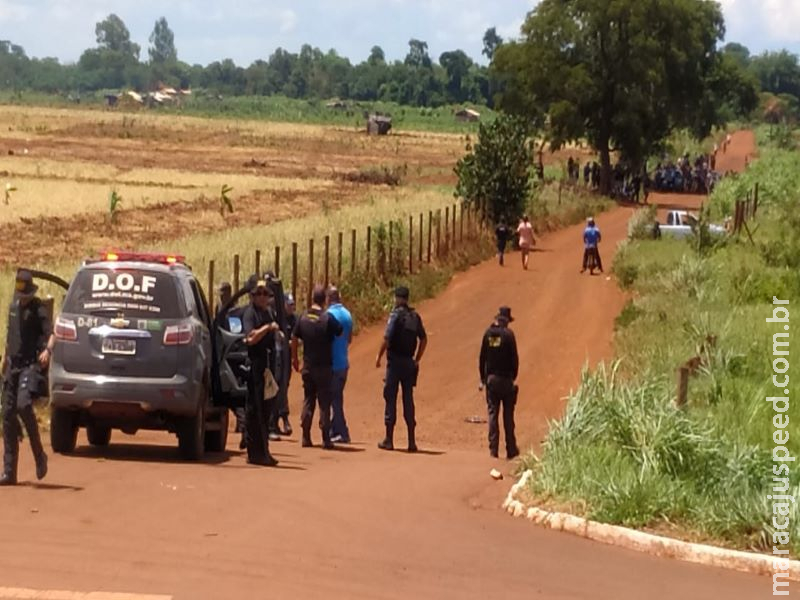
left=63, top=268, right=183, bottom=319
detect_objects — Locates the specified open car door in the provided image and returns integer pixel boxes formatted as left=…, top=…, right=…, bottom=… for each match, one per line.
left=21, top=268, right=71, bottom=398
left=211, top=273, right=288, bottom=409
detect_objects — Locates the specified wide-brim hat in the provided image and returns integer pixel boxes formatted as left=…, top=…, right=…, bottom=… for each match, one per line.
left=496, top=306, right=513, bottom=323
left=15, top=270, right=38, bottom=298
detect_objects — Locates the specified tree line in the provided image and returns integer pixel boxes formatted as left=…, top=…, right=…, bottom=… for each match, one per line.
left=0, top=14, right=503, bottom=107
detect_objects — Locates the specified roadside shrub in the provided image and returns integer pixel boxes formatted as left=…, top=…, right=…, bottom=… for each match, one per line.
left=614, top=300, right=642, bottom=330
left=627, top=205, right=657, bottom=240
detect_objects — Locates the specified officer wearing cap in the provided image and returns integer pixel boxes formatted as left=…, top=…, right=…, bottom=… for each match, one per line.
left=242, top=279, right=280, bottom=466
left=375, top=286, right=427, bottom=452
left=1, top=270, right=52, bottom=485
left=478, top=306, right=520, bottom=459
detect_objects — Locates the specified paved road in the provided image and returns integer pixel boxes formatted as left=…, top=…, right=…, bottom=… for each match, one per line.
left=0, top=131, right=768, bottom=599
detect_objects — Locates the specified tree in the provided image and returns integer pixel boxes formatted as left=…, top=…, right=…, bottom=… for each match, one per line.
left=95, top=14, right=140, bottom=60
left=439, top=50, right=473, bottom=103
left=750, top=50, right=800, bottom=98
left=493, top=0, right=727, bottom=194
left=405, top=39, right=432, bottom=69
left=455, top=115, right=533, bottom=225
left=149, top=17, right=177, bottom=65
left=368, top=46, right=386, bottom=66
left=482, top=27, right=503, bottom=61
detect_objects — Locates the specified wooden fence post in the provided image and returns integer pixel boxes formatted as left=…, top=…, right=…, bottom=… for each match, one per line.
left=676, top=366, right=689, bottom=408
left=452, top=203, right=457, bottom=247
left=409, top=214, right=414, bottom=275
left=418, top=212, right=424, bottom=263
left=274, top=246, right=281, bottom=279
left=350, top=229, right=357, bottom=274
left=324, top=235, right=330, bottom=287
left=337, top=231, right=343, bottom=281
left=388, top=221, right=394, bottom=273
left=208, top=260, right=215, bottom=315
left=233, top=254, right=240, bottom=291
left=427, top=211, right=433, bottom=264
left=444, top=206, right=450, bottom=254
left=291, top=243, right=298, bottom=302
left=254, top=249, right=261, bottom=276
left=436, top=209, right=442, bottom=258
left=308, top=238, right=315, bottom=308
left=753, top=182, right=759, bottom=217
left=366, top=226, right=372, bottom=273
left=460, top=202, right=464, bottom=242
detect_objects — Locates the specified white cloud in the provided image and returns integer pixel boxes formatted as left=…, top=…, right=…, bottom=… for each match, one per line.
left=278, top=8, right=296, bottom=34
left=0, top=0, right=31, bottom=22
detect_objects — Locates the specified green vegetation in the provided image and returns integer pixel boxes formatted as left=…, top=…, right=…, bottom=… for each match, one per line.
left=493, top=0, right=758, bottom=193
left=524, top=133, right=800, bottom=555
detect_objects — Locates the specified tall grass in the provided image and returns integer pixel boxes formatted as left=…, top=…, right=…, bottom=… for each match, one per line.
left=529, top=132, right=800, bottom=555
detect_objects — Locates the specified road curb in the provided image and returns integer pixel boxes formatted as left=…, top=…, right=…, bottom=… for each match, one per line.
left=503, top=469, right=800, bottom=580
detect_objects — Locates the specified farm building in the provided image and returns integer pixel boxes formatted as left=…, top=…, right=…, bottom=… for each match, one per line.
left=455, top=108, right=481, bottom=122
left=367, top=114, right=392, bottom=135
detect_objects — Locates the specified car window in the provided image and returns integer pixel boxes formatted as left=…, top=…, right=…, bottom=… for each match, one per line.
left=63, top=267, right=183, bottom=319
left=667, top=213, right=675, bottom=226
left=189, top=279, right=210, bottom=325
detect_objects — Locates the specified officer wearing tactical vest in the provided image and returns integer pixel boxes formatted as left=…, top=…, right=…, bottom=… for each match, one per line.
left=1, top=270, right=53, bottom=485
left=478, top=306, right=520, bottom=459
left=375, top=286, right=427, bottom=452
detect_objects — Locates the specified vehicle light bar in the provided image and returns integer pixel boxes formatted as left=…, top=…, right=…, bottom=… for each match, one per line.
left=99, top=251, right=185, bottom=265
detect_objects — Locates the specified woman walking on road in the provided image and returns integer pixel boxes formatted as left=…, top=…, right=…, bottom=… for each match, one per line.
left=517, top=215, right=535, bottom=270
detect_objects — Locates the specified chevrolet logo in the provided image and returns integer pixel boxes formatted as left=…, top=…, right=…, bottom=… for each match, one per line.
left=109, top=318, right=129, bottom=329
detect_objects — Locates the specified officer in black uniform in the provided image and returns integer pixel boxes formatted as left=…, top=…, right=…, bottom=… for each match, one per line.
left=1, top=270, right=52, bottom=485
left=375, top=286, right=427, bottom=452
left=273, top=293, right=297, bottom=436
left=291, top=285, right=342, bottom=449
left=242, top=279, right=280, bottom=467
left=478, top=306, right=520, bottom=459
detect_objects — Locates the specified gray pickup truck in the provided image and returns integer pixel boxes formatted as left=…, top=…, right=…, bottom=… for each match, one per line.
left=658, top=210, right=727, bottom=239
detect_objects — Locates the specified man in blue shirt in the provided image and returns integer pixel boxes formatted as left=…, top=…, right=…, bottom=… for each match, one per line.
left=581, top=217, right=603, bottom=275
left=326, top=286, right=353, bottom=443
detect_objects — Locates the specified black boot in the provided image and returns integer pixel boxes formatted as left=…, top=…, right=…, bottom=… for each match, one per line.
left=20, top=406, right=47, bottom=480
left=378, top=425, right=394, bottom=451
left=407, top=427, right=417, bottom=453
left=301, top=429, right=313, bottom=448
left=2, top=413, right=19, bottom=485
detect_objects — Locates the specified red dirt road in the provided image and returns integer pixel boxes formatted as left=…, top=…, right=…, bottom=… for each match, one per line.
left=0, top=132, right=766, bottom=599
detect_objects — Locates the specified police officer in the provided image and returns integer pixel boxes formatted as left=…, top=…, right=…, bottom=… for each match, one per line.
left=1, top=270, right=52, bottom=485
left=375, top=286, right=427, bottom=452
left=242, top=279, right=280, bottom=467
left=478, top=306, right=520, bottom=459
left=272, top=293, right=296, bottom=437
left=291, top=285, right=342, bottom=449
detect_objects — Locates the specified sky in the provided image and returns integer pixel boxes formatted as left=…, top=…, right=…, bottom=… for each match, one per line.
left=1, top=0, right=799, bottom=66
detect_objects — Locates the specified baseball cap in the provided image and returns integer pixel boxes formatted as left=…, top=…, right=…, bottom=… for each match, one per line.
left=286, top=293, right=295, bottom=305
left=394, top=286, right=410, bottom=300
left=15, top=270, right=37, bottom=297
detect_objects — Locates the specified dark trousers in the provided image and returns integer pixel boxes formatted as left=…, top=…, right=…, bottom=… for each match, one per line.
left=301, top=367, right=333, bottom=444
left=486, top=375, right=518, bottom=456
left=582, top=247, right=603, bottom=271
left=384, top=357, right=416, bottom=430
left=245, top=365, right=272, bottom=462
left=2, top=366, right=46, bottom=478
left=269, top=347, right=291, bottom=432
left=496, top=240, right=507, bottom=265
left=330, top=368, right=350, bottom=439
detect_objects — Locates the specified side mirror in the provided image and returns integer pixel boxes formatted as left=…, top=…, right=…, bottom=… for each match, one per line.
left=228, top=316, right=243, bottom=334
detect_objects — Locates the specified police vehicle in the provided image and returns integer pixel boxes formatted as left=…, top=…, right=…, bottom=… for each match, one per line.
left=45, top=251, right=282, bottom=460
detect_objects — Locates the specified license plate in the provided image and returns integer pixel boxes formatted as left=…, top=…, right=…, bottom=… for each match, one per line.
left=102, top=338, right=136, bottom=355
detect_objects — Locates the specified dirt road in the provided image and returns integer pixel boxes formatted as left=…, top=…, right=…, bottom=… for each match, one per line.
left=0, top=132, right=765, bottom=599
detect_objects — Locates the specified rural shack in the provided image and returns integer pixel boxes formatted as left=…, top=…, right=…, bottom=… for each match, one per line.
left=455, top=108, right=480, bottom=122
left=367, top=114, right=392, bottom=135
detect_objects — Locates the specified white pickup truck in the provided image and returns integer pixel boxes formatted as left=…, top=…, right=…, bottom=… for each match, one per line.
left=658, top=210, right=727, bottom=239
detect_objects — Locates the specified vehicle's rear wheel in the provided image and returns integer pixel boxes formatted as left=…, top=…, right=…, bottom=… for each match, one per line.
left=87, top=424, right=112, bottom=447
left=178, top=404, right=205, bottom=461
left=204, top=408, right=229, bottom=453
left=50, top=407, right=78, bottom=453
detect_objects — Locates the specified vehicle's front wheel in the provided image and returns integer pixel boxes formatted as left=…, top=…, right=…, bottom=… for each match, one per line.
left=87, top=424, right=112, bottom=447
left=50, top=407, right=78, bottom=453
left=178, top=404, right=205, bottom=461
